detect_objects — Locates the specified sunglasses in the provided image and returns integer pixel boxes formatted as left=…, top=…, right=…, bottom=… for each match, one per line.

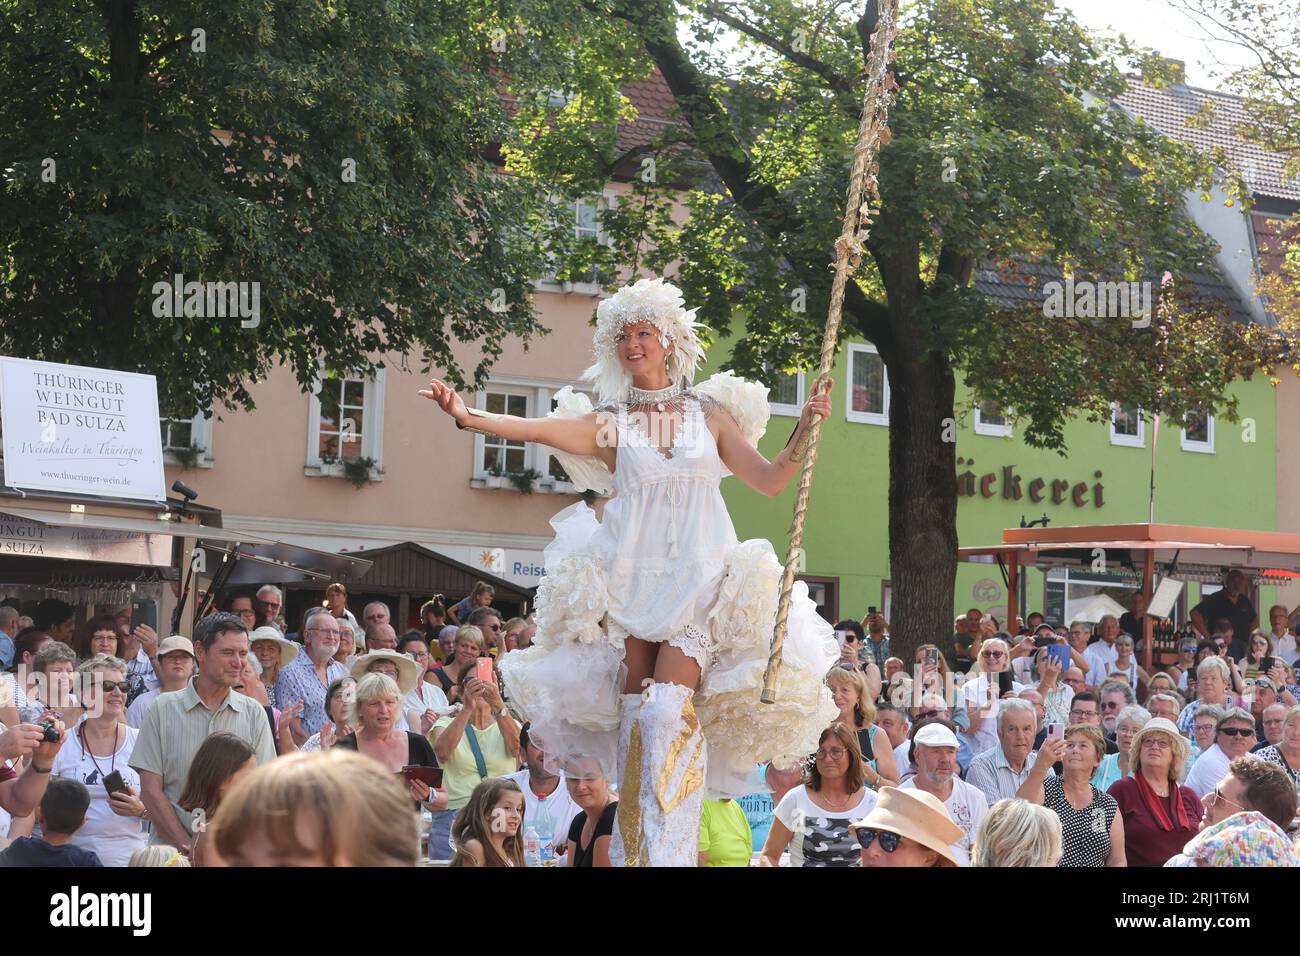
left=855, top=828, right=902, bottom=852
left=1206, top=786, right=1245, bottom=812
left=1218, top=727, right=1254, bottom=738
left=96, top=681, right=130, bottom=694
left=842, top=634, right=861, bottom=643
left=981, top=650, right=1005, bottom=659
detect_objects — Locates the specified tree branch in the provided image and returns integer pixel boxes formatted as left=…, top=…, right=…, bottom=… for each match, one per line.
left=702, top=3, right=858, bottom=102
left=856, top=0, right=880, bottom=77
left=634, top=3, right=892, bottom=348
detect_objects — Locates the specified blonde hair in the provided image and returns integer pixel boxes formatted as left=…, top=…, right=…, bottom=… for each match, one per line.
left=978, top=637, right=1011, bottom=672
left=1129, top=725, right=1190, bottom=783
left=826, top=667, right=876, bottom=726
left=211, top=750, right=419, bottom=866
left=347, top=672, right=402, bottom=726
left=1197, top=656, right=1230, bottom=682
left=455, top=624, right=485, bottom=652
left=973, top=799, right=1063, bottom=867
left=128, top=845, right=191, bottom=867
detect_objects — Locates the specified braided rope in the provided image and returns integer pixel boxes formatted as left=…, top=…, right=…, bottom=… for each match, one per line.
left=761, top=0, right=902, bottom=703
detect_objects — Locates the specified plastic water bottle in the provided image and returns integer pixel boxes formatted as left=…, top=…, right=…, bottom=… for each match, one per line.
left=539, top=836, right=555, bottom=867
left=524, top=827, right=541, bottom=867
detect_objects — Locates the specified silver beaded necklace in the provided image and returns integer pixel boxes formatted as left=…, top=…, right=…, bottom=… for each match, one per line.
left=626, top=382, right=684, bottom=411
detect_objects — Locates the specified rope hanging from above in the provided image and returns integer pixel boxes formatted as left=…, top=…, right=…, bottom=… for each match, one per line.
left=762, top=0, right=902, bottom=704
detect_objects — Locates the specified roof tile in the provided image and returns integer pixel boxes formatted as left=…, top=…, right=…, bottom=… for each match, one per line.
left=1116, top=79, right=1300, bottom=202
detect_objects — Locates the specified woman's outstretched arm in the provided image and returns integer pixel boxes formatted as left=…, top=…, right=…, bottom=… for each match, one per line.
left=419, top=379, right=609, bottom=463
left=712, top=381, right=832, bottom=498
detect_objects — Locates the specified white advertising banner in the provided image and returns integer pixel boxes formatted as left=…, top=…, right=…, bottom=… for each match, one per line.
left=0, top=357, right=166, bottom=501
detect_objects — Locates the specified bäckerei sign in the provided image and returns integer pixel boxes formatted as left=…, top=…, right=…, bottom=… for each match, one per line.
left=0, top=357, right=166, bottom=502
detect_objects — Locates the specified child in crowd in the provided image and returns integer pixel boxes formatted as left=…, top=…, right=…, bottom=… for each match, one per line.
left=0, top=778, right=101, bottom=867
left=450, top=777, right=526, bottom=867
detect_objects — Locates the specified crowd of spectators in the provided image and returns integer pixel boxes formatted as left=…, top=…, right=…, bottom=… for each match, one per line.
left=1, top=573, right=1298, bottom=868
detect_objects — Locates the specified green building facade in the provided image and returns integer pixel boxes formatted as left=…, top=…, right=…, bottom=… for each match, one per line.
left=709, top=340, right=1278, bottom=628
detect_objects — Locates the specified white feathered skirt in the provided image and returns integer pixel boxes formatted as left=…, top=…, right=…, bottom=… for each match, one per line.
left=499, top=502, right=839, bottom=796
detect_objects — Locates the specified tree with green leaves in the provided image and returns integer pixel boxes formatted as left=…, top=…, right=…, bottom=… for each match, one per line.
left=0, top=0, right=636, bottom=416
left=556, top=0, right=1286, bottom=660
left=1169, top=0, right=1300, bottom=332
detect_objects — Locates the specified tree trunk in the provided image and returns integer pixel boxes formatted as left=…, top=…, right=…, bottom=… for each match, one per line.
left=884, top=352, right=959, bottom=671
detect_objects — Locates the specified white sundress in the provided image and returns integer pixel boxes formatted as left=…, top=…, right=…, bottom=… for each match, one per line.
left=500, top=382, right=838, bottom=796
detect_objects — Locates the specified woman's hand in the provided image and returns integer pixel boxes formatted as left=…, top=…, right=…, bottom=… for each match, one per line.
left=1039, top=653, right=1062, bottom=683
left=108, top=785, right=147, bottom=819
left=798, top=381, right=832, bottom=432
left=1037, top=734, right=1067, bottom=765
left=408, top=777, right=432, bottom=804
left=133, top=623, right=159, bottom=658
left=418, top=379, right=468, bottom=426
left=319, top=720, right=337, bottom=750
left=419, top=709, right=438, bottom=736
left=467, top=676, right=504, bottom=712
left=277, top=701, right=303, bottom=750
left=33, top=711, right=65, bottom=764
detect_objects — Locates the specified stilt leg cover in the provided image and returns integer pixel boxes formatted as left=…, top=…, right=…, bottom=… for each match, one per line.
left=637, top=682, right=707, bottom=867
left=610, top=692, right=643, bottom=867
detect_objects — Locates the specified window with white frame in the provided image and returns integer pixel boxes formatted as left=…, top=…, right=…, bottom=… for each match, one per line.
left=161, top=412, right=215, bottom=466
left=767, top=368, right=806, bottom=417
left=306, top=369, right=386, bottom=473
left=974, top=400, right=1013, bottom=437
left=539, top=193, right=615, bottom=290
left=846, top=344, right=889, bottom=425
left=1181, top=408, right=1215, bottom=453
left=1109, top=403, right=1144, bottom=448
left=480, top=389, right=531, bottom=475
left=471, top=380, right=600, bottom=491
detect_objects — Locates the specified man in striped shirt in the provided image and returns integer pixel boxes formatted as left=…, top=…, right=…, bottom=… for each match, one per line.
left=130, top=612, right=276, bottom=856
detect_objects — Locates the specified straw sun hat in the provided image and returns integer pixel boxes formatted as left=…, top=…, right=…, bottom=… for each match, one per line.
left=249, top=627, right=299, bottom=670
left=848, top=786, right=964, bottom=867
left=349, top=648, right=420, bottom=695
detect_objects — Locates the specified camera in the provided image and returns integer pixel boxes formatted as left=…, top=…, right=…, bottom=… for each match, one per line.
left=39, top=722, right=60, bottom=744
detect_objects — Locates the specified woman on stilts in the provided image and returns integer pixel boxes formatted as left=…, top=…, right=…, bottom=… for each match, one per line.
left=421, top=277, right=839, bottom=866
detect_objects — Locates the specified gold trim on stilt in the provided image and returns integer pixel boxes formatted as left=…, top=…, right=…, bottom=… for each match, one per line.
left=657, top=695, right=705, bottom=814
left=618, top=720, right=645, bottom=866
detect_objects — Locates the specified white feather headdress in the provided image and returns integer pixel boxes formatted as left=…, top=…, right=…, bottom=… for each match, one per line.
left=583, top=277, right=707, bottom=405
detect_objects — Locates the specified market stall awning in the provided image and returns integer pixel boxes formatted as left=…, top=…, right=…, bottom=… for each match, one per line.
left=0, top=506, right=371, bottom=583
left=198, top=540, right=373, bottom=585
left=959, top=522, right=1300, bottom=582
